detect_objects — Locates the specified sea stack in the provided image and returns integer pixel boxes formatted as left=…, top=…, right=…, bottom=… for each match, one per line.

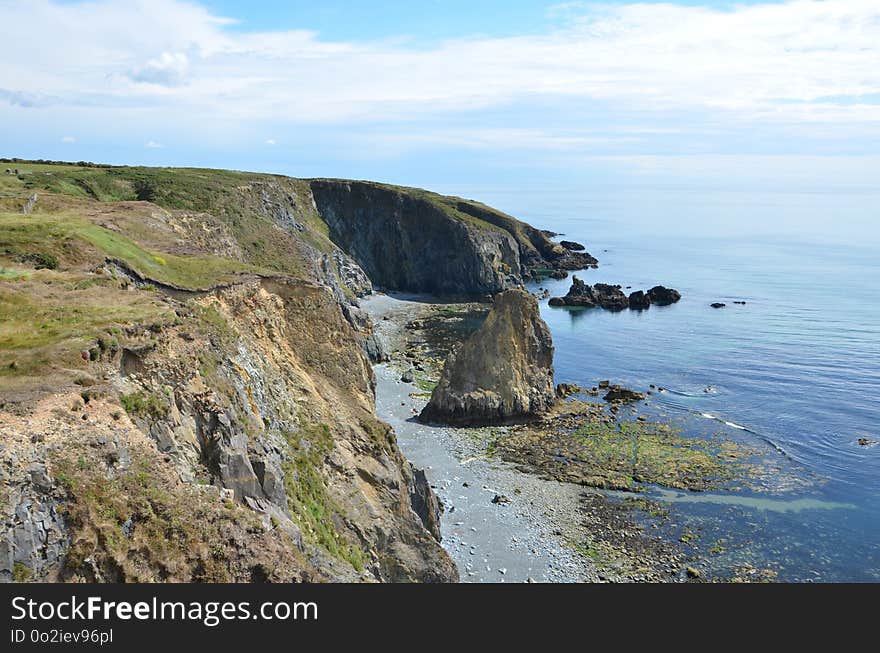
left=419, top=289, right=556, bottom=425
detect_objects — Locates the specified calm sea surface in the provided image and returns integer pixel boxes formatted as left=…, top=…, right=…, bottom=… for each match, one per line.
left=435, top=183, right=880, bottom=581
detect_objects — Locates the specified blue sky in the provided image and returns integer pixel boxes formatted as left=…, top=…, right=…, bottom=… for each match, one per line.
left=2, top=0, right=879, bottom=192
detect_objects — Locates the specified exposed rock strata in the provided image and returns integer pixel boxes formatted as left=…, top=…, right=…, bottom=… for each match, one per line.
left=420, top=289, right=556, bottom=425
left=309, top=179, right=596, bottom=295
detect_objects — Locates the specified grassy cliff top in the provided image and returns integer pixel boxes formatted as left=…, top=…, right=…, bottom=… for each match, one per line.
left=0, top=160, right=568, bottom=393
left=2, top=160, right=559, bottom=257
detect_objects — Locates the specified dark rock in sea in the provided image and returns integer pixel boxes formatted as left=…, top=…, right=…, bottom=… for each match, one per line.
left=628, top=290, right=651, bottom=310
left=711, top=302, right=726, bottom=309
left=598, top=380, right=611, bottom=389
left=550, top=250, right=599, bottom=271
left=541, top=229, right=558, bottom=238
left=556, top=383, right=582, bottom=398
left=549, top=275, right=599, bottom=308
left=400, top=368, right=415, bottom=383
left=491, top=494, right=511, bottom=505
left=733, top=301, right=747, bottom=305
left=419, top=289, right=556, bottom=425
left=603, top=385, right=647, bottom=403
left=857, top=438, right=877, bottom=447
left=559, top=240, right=586, bottom=251
left=549, top=270, right=569, bottom=280
left=593, top=283, right=629, bottom=311
left=647, top=285, right=682, bottom=306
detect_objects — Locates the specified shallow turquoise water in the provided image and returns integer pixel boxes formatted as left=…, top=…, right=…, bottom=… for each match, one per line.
left=437, top=184, right=880, bottom=581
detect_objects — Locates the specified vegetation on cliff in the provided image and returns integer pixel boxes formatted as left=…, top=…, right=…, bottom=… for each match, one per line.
left=3, top=160, right=500, bottom=583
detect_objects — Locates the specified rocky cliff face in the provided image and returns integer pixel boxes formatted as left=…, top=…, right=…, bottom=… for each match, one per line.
left=309, top=179, right=597, bottom=295
left=0, top=163, right=465, bottom=583
left=1, top=278, right=455, bottom=582
left=419, top=289, right=556, bottom=425
left=309, top=180, right=521, bottom=295
left=0, top=162, right=599, bottom=584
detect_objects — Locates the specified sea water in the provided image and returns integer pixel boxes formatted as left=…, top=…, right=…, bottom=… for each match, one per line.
left=435, top=183, right=880, bottom=581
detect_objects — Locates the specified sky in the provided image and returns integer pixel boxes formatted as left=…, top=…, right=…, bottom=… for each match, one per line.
left=1, top=0, right=879, bottom=193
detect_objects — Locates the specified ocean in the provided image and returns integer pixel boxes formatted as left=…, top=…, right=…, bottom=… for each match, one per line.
left=434, top=183, right=880, bottom=581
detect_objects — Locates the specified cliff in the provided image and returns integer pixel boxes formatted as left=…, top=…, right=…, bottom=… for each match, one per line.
left=0, top=161, right=593, bottom=583
left=309, top=179, right=597, bottom=295
left=419, top=289, right=556, bottom=425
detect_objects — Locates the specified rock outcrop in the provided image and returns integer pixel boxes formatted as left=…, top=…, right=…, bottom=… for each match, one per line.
left=309, top=179, right=597, bottom=295
left=420, top=289, right=556, bottom=425
left=647, top=286, right=682, bottom=306
left=628, top=290, right=651, bottom=310
left=550, top=277, right=681, bottom=312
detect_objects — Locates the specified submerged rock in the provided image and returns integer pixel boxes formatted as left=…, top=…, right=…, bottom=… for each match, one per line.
left=602, top=385, right=647, bottom=403
left=711, top=302, right=726, bottom=309
left=420, top=289, right=556, bottom=425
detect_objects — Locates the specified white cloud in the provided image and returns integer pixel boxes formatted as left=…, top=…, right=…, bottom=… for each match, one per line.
left=129, top=51, right=190, bottom=86
left=0, top=0, right=878, bottom=153
left=61, top=135, right=76, bottom=143
left=145, top=140, right=163, bottom=148
left=265, top=138, right=277, bottom=145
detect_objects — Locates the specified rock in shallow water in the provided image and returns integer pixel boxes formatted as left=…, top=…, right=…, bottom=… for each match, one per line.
left=419, top=289, right=556, bottom=425
left=602, top=385, right=647, bottom=403
left=628, top=290, right=651, bottom=310
left=647, top=285, right=682, bottom=306
left=549, top=278, right=681, bottom=311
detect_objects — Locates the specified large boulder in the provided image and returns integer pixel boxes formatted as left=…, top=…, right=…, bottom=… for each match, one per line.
left=559, top=275, right=597, bottom=307
left=628, top=290, right=651, bottom=310
left=420, top=289, right=556, bottom=425
left=593, top=283, right=629, bottom=311
left=647, top=285, right=681, bottom=306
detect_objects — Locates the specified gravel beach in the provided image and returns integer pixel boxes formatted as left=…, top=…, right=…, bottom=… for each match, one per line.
left=365, top=292, right=603, bottom=582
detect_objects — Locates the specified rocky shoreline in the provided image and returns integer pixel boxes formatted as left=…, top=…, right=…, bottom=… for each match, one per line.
left=362, top=292, right=762, bottom=582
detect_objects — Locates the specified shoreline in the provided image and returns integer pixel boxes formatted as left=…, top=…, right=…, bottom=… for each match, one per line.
left=364, top=292, right=694, bottom=583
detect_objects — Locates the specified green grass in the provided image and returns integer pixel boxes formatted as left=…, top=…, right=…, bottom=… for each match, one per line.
left=8, top=163, right=335, bottom=277
left=0, top=212, right=261, bottom=289
left=120, top=390, right=169, bottom=420
left=0, top=282, right=166, bottom=354
left=52, top=450, right=239, bottom=582
left=12, top=562, right=32, bottom=583
left=0, top=265, right=172, bottom=378
left=282, top=422, right=366, bottom=571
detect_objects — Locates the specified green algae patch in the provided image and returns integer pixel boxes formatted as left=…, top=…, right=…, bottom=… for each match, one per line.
left=496, top=411, right=754, bottom=492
